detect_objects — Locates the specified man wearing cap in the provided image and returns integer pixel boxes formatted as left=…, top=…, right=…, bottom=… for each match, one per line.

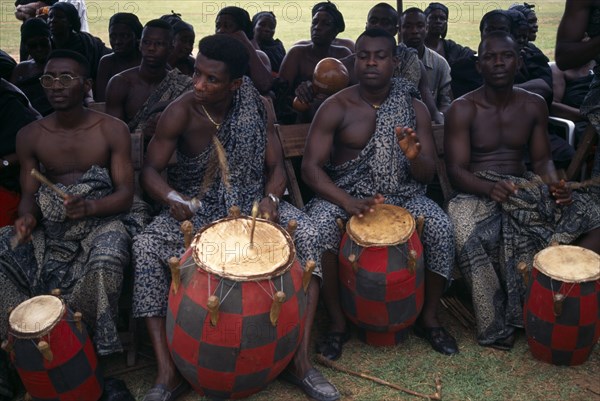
left=95, top=12, right=143, bottom=102
left=277, top=1, right=351, bottom=124
left=10, top=18, right=53, bottom=116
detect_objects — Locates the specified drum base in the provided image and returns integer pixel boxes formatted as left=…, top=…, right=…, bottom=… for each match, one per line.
left=356, top=326, right=411, bottom=346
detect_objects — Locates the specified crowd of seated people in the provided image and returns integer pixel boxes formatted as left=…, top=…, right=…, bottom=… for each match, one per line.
left=1, top=1, right=600, bottom=401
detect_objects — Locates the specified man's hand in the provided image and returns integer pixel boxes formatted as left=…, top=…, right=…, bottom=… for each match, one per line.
left=14, top=213, right=37, bottom=244
left=64, top=196, right=91, bottom=219
left=549, top=180, right=573, bottom=205
left=259, top=197, right=278, bottom=222
left=396, top=127, right=421, bottom=160
left=342, top=193, right=385, bottom=218
left=295, top=81, right=314, bottom=104
left=167, top=193, right=195, bottom=222
left=489, top=180, right=517, bottom=203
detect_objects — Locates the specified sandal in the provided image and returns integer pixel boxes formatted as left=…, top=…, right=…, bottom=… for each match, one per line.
left=316, top=331, right=351, bottom=361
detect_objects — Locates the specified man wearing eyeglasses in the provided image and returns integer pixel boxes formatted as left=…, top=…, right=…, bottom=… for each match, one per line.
left=0, top=50, right=148, bottom=390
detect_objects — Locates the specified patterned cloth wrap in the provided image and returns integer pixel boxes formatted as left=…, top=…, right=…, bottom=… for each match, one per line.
left=0, top=165, right=149, bottom=356
left=133, top=77, right=320, bottom=318
left=448, top=170, right=600, bottom=345
left=305, top=77, right=455, bottom=280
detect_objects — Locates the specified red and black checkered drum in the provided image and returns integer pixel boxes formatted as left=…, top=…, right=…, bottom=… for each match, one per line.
left=339, top=204, right=424, bottom=346
left=6, top=295, right=103, bottom=400
left=524, top=245, right=600, bottom=366
left=166, top=215, right=307, bottom=399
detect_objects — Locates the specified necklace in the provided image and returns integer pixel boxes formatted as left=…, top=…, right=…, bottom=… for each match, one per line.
left=201, top=104, right=222, bottom=130
left=359, top=92, right=382, bottom=110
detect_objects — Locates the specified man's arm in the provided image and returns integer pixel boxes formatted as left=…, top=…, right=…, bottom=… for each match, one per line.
left=515, top=78, right=552, bottom=101
left=94, top=55, right=112, bottom=102
left=550, top=63, right=586, bottom=121
left=225, top=31, right=273, bottom=94
left=556, top=0, right=600, bottom=70
left=436, top=62, right=453, bottom=114
left=418, top=62, right=444, bottom=123
left=528, top=95, right=559, bottom=182
left=104, top=73, right=129, bottom=122
left=14, top=124, right=42, bottom=242
left=263, top=98, right=286, bottom=199
left=404, top=98, right=436, bottom=183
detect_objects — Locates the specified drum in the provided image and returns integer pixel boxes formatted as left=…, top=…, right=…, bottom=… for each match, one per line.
left=524, top=245, right=600, bottom=366
left=6, top=295, right=103, bottom=401
left=166, top=214, right=307, bottom=399
left=339, top=204, right=424, bottom=346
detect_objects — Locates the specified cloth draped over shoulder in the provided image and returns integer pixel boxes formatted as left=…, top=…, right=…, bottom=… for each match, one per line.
left=259, top=39, right=286, bottom=73
left=127, top=68, right=193, bottom=133
left=448, top=170, right=600, bottom=344
left=324, top=77, right=422, bottom=200
left=394, top=44, right=421, bottom=89
left=167, top=76, right=267, bottom=219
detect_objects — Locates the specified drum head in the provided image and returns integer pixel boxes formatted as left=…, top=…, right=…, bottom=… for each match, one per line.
left=9, top=295, right=65, bottom=339
left=347, top=204, right=415, bottom=247
left=192, top=216, right=295, bottom=281
left=534, top=245, right=600, bottom=282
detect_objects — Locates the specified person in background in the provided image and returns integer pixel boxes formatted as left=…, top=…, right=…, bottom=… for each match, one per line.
left=215, top=6, right=273, bottom=94
left=11, top=18, right=53, bottom=116
left=277, top=1, right=351, bottom=124
left=160, top=12, right=195, bottom=77
left=509, top=2, right=538, bottom=43
left=95, top=12, right=143, bottom=102
left=48, top=2, right=110, bottom=95
left=251, top=11, right=286, bottom=75
left=401, top=7, right=452, bottom=114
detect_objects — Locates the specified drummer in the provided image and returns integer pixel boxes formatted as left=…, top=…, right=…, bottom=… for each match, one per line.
left=445, top=32, right=600, bottom=350
left=132, top=34, right=339, bottom=401
left=302, top=28, right=458, bottom=358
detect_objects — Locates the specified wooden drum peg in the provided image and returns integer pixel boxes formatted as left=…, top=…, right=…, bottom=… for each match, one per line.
left=207, top=295, right=220, bottom=326
left=407, top=250, right=418, bottom=275
left=1, top=339, right=12, bottom=354
left=229, top=205, right=241, bottom=218
left=303, top=260, right=316, bottom=292
left=24, top=393, right=33, bottom=401
left=335, top=218, right=345, bottom=234
left=73, top=312, right=83, bottom=333
left=169, top=257, right=181, bottom=294
left=180, top=220, right=194, bottom=249
left=286, top=219, right=298, bottom=237
left=517, top=261, right=529, bottom=287
left=416, top=215, right=425, bottom=238
left=50, top=288, right=61, bottom=297
left=270, top=291, right=286, bottom=327
left=38, top=341, right=53, bottom=362
left=348, top=253, right=358, bottom=273
left=553, top=293, right=565, bottom=317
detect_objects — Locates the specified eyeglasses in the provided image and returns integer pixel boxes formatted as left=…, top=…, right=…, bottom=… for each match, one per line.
left=39, top=74, right=81, bottom=88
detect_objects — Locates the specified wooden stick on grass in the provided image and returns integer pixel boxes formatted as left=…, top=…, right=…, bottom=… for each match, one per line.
left=316, top=354, right=442, bottom=400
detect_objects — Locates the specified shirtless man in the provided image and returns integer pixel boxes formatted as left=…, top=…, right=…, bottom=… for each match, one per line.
left=277, top=1, right=351, bottom=124
left=445, top=32, right=600, bottom=349
left=105, top=19, right=192, bottom=141
left=133, top=34, right=338, bottom=401
left=0, top=49, right=139, bottom=398
left=302, top=28, right=458, bottom=359
left=95, top=12, right=143, bottom=101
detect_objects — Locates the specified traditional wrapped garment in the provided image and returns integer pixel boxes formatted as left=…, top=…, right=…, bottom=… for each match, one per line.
left=394, top=43, right=421, bottom=88
left=0, top=166, right=148, bottom=355
left=305, top=78, right=455, bottom=280
left=127, top=68, right=193, bottom=134
left=133, top=77, right=321, bottom=318
left=448, top=170, right=600, bottom=345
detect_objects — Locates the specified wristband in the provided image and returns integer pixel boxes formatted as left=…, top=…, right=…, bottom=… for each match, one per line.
left=267, top=193, right=280, bottom=208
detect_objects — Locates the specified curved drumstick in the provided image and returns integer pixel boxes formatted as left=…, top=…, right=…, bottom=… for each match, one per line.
left=249, top=201, right=259, bottom=249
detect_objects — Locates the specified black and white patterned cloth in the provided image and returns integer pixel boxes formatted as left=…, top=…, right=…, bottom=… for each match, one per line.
left=304, top=78, right=455, bottom=280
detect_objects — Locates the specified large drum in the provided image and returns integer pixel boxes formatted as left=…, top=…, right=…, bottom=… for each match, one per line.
left=339, top=204, right=424, bottom=346
left=166, top=214, right=307, bottom=399
left=6, top=295, right=103, bottom=401
left=524, top=245, right=600, bottom=366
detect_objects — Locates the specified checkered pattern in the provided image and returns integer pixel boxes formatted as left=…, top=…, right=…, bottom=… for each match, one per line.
left=524, top=268, right=600, bottom=366
left=167, top=249, right=307, bottom=399
left=9, top=308, right=103, bottom=400
left=339, top=231, right=424, bottom=346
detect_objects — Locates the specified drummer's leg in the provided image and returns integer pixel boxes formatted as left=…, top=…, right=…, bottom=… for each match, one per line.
left=401, top=196, right=458, bottom=355
left=132, top=215, right=186, bottom=393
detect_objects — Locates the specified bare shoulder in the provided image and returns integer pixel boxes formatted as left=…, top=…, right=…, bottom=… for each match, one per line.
left=17, top=118, right=44, bottom=141
left=331, top=44, right=352, bottom=58
left=514, top=87, right=546, bottom=111
left=448, top=91, right=478, bottom=115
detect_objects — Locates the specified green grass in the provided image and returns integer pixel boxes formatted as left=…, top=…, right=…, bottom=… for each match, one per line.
left=1, top=1, right=566, bottom=62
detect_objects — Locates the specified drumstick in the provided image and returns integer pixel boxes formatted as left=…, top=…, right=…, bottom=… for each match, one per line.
left=30, top=169, right=69, bottom=200
left=316, top=354, right=442, bottom=400
left=249, top=201, right=259, bottom=249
